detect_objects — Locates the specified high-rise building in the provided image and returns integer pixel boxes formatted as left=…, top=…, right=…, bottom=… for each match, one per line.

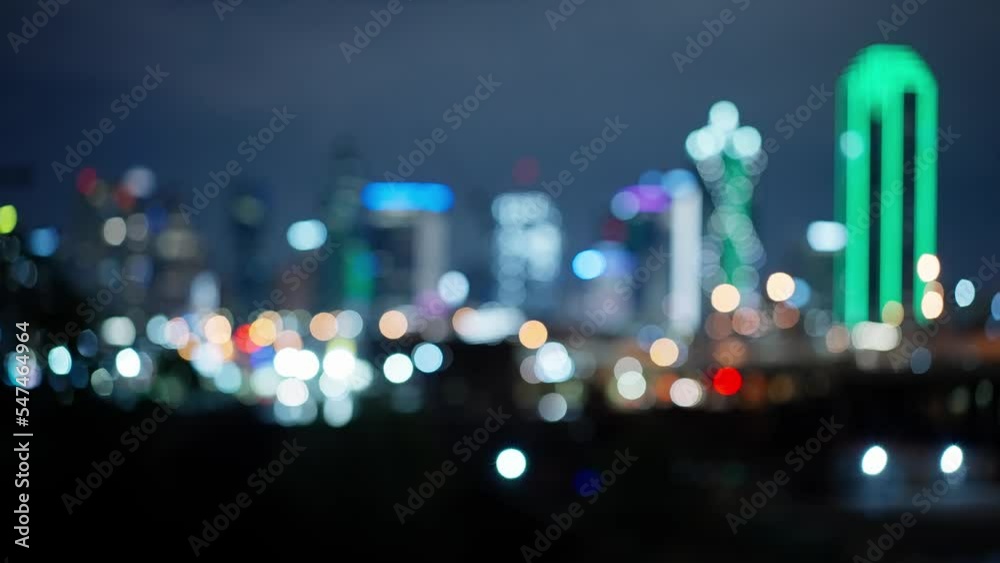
left=491, top=191, right=562, bottom=315
left=835, top=44, right=939, bottom=328
left=362, top=181, right=453, bottom=313
left=322, top=137, right=371, bottom=311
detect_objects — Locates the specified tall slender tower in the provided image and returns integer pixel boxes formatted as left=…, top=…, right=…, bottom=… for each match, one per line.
left=835, top=45, right=939, bottom=328
left=685, top=101, right=767, bottom=294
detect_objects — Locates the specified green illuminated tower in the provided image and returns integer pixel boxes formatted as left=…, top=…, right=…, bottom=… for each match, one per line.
left=835, top=44, right=938, bottom=327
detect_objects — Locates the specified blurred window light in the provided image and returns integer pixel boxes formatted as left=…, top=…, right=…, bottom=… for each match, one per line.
left=102, top=217, right=127, bottom=246
left=378, top=310, right=408, bottom=340
left=839, top=131, right=865, bottom=159
left=685, top=127, right=723, bottom=161
left=881, top=301, right=904, bottom=326
left=47, top=346, right=72, bottom=375
left=361, top=182, right=453, bottom=212
left=437, top=271, right=469, bottom=307
left=649, top=338, right=679, bottom=367
left=101, top=316, right=136, bottom=347
left=620, top=185, right=669, bottom=214
left=123, top=166, right=156, bottom=198
left=286, top=219, right=328, bottom=251
left=609, top=190, right=640, bottom=221
left=115, top=348, right=141, bottom=378
left=215, top=363, right=242, bottom=394
left=538, top=393, right=568, bottom=422
left=90, top=368, right=114, bottom=397
left=728, top=126, right=762, bottom=159
left=572, top=249, right=607, bottom=280
left=309, top=312, right=338, bottom=341
left=806, top=221, right=847, bottom=253
left=788, top=277, right=812, bottom=309
left=535, top=342, right=573, bottom=383
left=203, top=315, right=232, bottom=345
left=454, top=306, right=523, bottom=344
left=911, top=347, right=932, bottom=374
left=518, top=320, right=548, bottom=349
left=851, top=322, right=901, bottom=352
left=250, top=367, right=281, bottom=398
left=662, top=169, right=699, bottom=195
left=276, top=378, right=309, bottom=407
left=616, top=371, right=647, bottom=401
left=921, top=291, right=944, bottom=320
left=669, top=378, right=704, bottom=408
left=336, top=310, right=364, bottom=339
left=323, top=397, right=354, bottom=427
left=916, top=253, right=941, bottom=282
left=861, top=445, right=888, bottom=476
left=613, top=356, right=642, bottom=377
left=28, top=227, right=59, bottom=257
left=765, top=272, right=796, bottom=302
left=954, top=279, right=975, bottom=308
left=412, top=343, right=444, bottom=373
left=708, top=100, right=740, bottom=132
left=710, top=284, right=740, bottom=313
left=383, top=353, right=413, bottom=384
left=323, top=348, right=356, bottom=378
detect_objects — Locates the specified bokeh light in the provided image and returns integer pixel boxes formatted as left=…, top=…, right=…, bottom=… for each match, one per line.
left=711, top=284, right=740, bottom=313
left=379, top=310, right=408, bottom=340
left=518, top=320, right=548, bottom=349
left=496, top=448, right=527, bottom=479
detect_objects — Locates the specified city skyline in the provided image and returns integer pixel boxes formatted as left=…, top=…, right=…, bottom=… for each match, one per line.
left=2, top=0, right=996, bottom=285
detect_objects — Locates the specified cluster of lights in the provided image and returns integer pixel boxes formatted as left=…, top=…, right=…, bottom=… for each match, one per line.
left=687, top=101, right=767, bottom=291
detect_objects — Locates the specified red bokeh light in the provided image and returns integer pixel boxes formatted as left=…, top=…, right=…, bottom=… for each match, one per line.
left=77, top=167, right=98, bottom=195
left=713, top=367, right=743, bottom=396
left=234, top=324, right=259, bottom=354
left=511, top=156, right=540, bottom=186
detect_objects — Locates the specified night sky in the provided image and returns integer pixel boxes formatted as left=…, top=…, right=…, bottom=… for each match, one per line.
left=2, top=0, right=995, bottom=286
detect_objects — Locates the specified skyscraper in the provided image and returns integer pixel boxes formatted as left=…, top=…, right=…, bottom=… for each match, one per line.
left=835, top=44, right=939, bottom=327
